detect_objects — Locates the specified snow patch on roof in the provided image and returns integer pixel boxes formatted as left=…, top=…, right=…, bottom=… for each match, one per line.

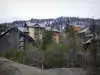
left=52, top=28, right=60, bottom=32
left=45, top=27, right=60, bottom=32
left=84, top=39, right=92, bottom=44
left=26, top=21, right=45, bottom=28
left=78, top=28, right=89, bottom=33
left=45, top=27, right=51, bottom=30
left=85, top=34, right=93, bottom=37
left=26, top=21, right=35, bottom=26
left=70, top=24, right=86, bottom=28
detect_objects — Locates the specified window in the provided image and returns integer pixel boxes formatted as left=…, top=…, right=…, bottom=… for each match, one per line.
left=19, top=41, right=24, bottom=46
left=19, top=37, right=24, bottom=41
left=19, top=46, right=24, bottom=50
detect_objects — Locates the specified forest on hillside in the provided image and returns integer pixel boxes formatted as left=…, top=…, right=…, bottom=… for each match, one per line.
left=1, top=16, right=100, bottom=30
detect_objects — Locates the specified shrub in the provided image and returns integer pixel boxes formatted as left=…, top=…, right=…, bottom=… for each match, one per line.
left=0, top=50, right=27, bottom=64
left=43, top=44, right=68, bottom=68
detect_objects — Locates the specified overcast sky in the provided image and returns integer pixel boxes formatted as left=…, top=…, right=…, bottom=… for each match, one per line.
left=0, top=0, right=99, bottom=22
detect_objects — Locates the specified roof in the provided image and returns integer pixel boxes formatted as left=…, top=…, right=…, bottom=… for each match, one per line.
left=85, top=34, right=93, bottom=38
left=52, top=28, right=60, bottom=32
left=78, top=28, right=89, bottom=33
left=45, top=27, right=60, bottom=32
left=67, top=24, right=86, bottom=32
left=26, top=21, right=45, bottom=28
left=84, top=39, right=92, bottom=44
left=26, top=22, right=35, bottom=26
left=45, top=27, right=51, bottom=30
left=84, top=33, right=99, bottom=45
left=36, top=23, right=45, bottom=28
left=33, top=23, right=45, bottom=28
left=84, top=38, right=99, bottom=45
left=0, top=28, right=38, bottom=47
left=73, top=27, right=81, bottom=31
left=70, top=24, right=86, bottom=29
left=17, top=27, right=29, bottom=32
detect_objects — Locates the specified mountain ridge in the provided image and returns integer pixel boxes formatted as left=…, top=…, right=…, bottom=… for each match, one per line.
left=0, top=16, right=100, bottom=30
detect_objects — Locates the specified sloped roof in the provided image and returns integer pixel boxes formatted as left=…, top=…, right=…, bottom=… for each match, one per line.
left=67, top=24, right=86, bottom=32
left=45, top=27, right=60, bottom=32
left=70, top=24, right=85, bottom=29
left=84, top=38, right=99, bottom=45
left=36, top=23, right=45, bottom=28
left=17, top=27, right=29, bottom=32
left=73, top=27, right=81, bottom=31
left=45, top=27, right=51, bottom=30
left=25, top=22, right=35, bottom=26
left=52, top=28, right=60, bottom=32
left=78, top=28, right=89, bottom=33
left=33, top=23, right=45, bottom=28
left=26, top=22, right=45, bottom=28
left=84, top=39, right=92, bottom=44
left=85, top=34, right=93, bottom=38
left=84, top=33, right=99, bottom=45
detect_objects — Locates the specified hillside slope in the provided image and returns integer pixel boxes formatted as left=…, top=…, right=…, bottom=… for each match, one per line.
left=0, top=58, right=88, bottom=75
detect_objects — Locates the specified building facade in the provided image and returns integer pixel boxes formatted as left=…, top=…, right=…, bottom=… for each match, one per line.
left=0, top=22, right=60, bottom=45
left=0, top=28, right=37, bottom=52
left=45, top=27, right=60, bottom=43
left=52, top=29, right=60, bottom=43
left=25, top=22, right=45, bottom=43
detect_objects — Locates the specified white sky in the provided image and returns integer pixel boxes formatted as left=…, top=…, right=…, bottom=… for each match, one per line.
left=0, top=0, right=100, bottom=22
